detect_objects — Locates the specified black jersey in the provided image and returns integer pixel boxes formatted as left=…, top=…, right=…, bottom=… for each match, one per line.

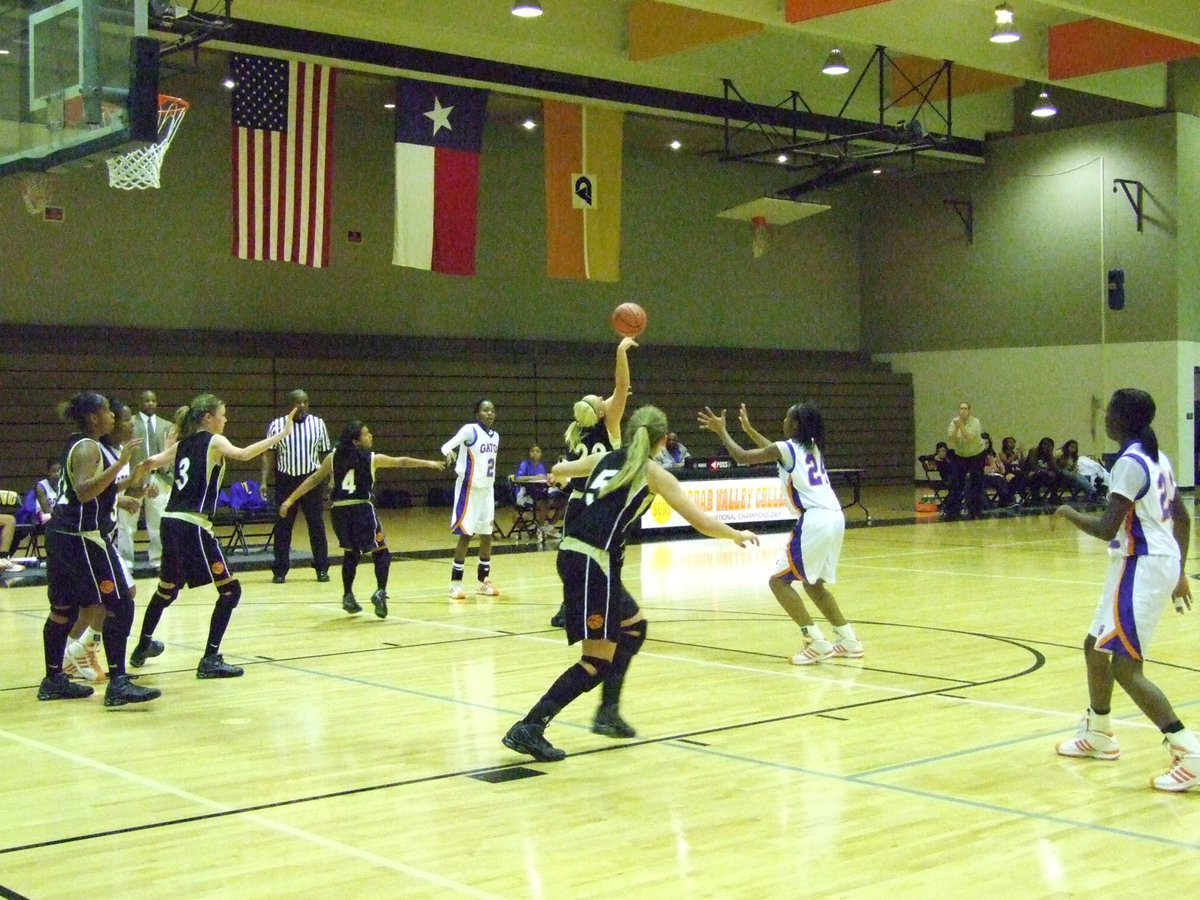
left=566, top=420, right=616, bottom=515
left=96, top=442, right=122, bottom=538
left=165, top=431, right=225, bottom=517
left=562, top=449, right=653, bottom=554
left=51, top=435, right=103, bottom=533
left=331, top=446, right=375, bottom=504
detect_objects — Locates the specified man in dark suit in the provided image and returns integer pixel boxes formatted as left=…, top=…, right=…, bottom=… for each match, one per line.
left=126, top=390, right=174, bottom=567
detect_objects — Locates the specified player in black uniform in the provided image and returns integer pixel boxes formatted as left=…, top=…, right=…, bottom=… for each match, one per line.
left=38, top=391, right=161, bottom=706
left=502, top=405, right=758, bottom=762
left=129, top=394, right=296, bottom=679
left=549, top=337, right=638, bottom=629
left=279, top=420, right=444, bottom=618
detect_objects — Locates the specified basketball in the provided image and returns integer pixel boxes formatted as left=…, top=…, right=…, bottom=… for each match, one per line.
left=611, top=302, right=647, bottom=338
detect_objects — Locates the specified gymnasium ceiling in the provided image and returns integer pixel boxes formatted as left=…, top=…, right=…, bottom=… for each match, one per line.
left=217, top=0, right=1200, bottom=148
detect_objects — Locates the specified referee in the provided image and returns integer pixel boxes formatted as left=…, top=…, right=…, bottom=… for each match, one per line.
left=261, top=389, right=332, bottom=583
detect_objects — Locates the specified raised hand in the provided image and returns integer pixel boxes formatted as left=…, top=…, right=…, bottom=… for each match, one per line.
left=697, top=406, right=728, bottom=435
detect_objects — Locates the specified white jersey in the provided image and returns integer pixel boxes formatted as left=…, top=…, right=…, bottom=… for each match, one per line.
left=1107, top=441, right=1179, bottom=560
left=776, top=440, right=841, bottom=515
left=441, top=423, right=499, bottom=488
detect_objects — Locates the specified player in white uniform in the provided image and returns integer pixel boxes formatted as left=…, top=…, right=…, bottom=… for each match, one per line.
left=1053, top=388, right=1199, bottom=792
left=698, top=401, right=863, bottom=666
left=441, top=398, right=500, bottom=598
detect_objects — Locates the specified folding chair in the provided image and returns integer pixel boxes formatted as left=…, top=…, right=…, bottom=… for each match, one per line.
left=918, top=455, right=949, bottom=504
left=498, top=475, right=542, bottom=540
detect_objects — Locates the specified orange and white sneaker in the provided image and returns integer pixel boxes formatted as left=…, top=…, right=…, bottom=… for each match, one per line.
left=63, top=640, right=100, bottom=682
left=1151, top=735, right=1200, bottom=792
left=831, top=637, right=864, bottom=659
left=789, top=639, right=833, bottom=666
left=448, top=584, right=467, bottom=600
left=477, top=580, right=500, bottom=597
left=1055, top=712, right=1120, bottom=760
left=84, top=640, right=107, bottom=683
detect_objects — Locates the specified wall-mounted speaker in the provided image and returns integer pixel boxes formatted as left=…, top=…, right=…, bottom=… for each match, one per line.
left=1107, top=269, right=1125, bottom=311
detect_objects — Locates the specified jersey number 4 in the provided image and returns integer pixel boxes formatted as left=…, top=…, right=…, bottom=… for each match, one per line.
left=341, top=469, right=357, bottom=494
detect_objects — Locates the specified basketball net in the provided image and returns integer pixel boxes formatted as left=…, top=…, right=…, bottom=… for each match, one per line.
left=18, top=172, right=55, bottom=215
left=751, top=215, right=771, bottom=259
left=106, top=95, right=189, bottom=190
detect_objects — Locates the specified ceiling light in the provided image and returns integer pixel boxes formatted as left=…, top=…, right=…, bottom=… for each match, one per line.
left=522, top=119, right=537, bottom=130
left=1031, top=88, right=1057, bottom=118
left=384, top=102, right=396, bottom=110
left=990, top=3, right=1020, bottom=43
left=777, top=153, right=789, bottom=164
left=872, top=168, right=882, bottom=175
left=511, top=2, right=543, bottom=17
left=822, top=48, right=849, bottom=75
left=669, top=140, right=681, bottom=150
left=222, top=78, right=235, bottom=89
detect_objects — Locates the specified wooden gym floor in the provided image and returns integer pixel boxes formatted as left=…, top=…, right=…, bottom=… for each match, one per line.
left=1, top=487, right=1198, bottom=897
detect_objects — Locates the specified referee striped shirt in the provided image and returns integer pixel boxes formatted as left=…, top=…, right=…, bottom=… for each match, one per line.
left=267, top=413, right=331, bottom=476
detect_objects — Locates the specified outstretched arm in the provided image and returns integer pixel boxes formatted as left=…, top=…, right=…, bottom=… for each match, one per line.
left=1054, top=492, right=1130, bottom=541
left=697, top=407, right=781, bottom=466
left=737, top=403, right=773, bottom=450
left=375, top=454, right=446, bottom=471
left=548, top=453, right=602, bottom=487
left=603, top=337, right=638, bottom=442
left=279, top=453, right=333, bottom=518
left=215, top=408, right=297, bottom=462
left=646, top=462, right=758, bottom=547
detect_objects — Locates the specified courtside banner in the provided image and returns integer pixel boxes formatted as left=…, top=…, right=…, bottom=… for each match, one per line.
left=543, top=100, right=623, bottom=281
left=641, top=476, right=794, bottom=530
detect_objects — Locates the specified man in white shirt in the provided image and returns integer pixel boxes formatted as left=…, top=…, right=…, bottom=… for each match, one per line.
left=124, top=390, right=173, bottom=567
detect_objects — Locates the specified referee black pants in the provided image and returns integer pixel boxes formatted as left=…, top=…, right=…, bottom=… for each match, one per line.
left=273, top=471, right=329, bottom=578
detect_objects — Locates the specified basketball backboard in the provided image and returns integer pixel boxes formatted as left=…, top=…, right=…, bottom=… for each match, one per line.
left=0, top=0, right=158, bottom=177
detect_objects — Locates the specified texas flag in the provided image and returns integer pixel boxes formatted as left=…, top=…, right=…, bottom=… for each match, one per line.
left=393, top=79, right=489, bottom=276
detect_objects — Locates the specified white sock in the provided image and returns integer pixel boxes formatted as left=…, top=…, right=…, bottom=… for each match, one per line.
left=80, top=626, right=101, bottom=647
left=801, top=625, right=826, bottom=643
left=1167, top=728, right=1200, bottom=755
left=1088, top=708, right=1112, bottom=733
left=833, top=623, right=857, bottom=642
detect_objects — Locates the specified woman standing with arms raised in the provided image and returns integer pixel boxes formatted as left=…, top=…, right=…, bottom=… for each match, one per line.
left=129, top=394, right=294, bottom=679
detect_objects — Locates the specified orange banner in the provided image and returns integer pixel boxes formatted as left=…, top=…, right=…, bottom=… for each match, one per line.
left=544, top=100, right=623, bottom=282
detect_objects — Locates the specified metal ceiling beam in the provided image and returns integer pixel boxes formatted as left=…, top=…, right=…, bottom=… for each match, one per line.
left=215, top=18, right=985, bottom=159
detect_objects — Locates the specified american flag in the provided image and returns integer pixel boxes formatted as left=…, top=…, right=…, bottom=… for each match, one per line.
left=231, top=54, right=336, bottom=268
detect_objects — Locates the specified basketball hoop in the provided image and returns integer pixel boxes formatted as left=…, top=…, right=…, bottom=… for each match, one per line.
left=105, top=94, right=189, bottom=190
left=750, top=215, right=771, bottom=259
left=717, top=196, right=831, bottom=260
left=18, top=172, right=56, bottom=215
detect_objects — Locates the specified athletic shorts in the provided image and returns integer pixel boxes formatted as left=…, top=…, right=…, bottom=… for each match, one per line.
left=332, top=503, right=385, bottom=553
left=45, top=526, right=127, bottom=610
left=557, top=549, right=640, bottom=645
left=1089, top=553, right=1178, bottom=660
left=450, top=479, right=495, bottom=537
left=773, top=507, right=844, bottom=585
left=159, top=516, right=232, bottom=589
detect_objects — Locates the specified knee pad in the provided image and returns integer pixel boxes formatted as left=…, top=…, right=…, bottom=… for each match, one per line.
left=618, top=620, right=647, bottom=656
left=373, top=547, right=391, bottom=566
left=216, top=579, right=242, bottom=611
left=579, top=654, right=611, bottom=689
left=343, top=548, right=362, bottom=567
left=154, top=582, right=180, bottom=606
left=104, top=594, right=135, bottom=636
